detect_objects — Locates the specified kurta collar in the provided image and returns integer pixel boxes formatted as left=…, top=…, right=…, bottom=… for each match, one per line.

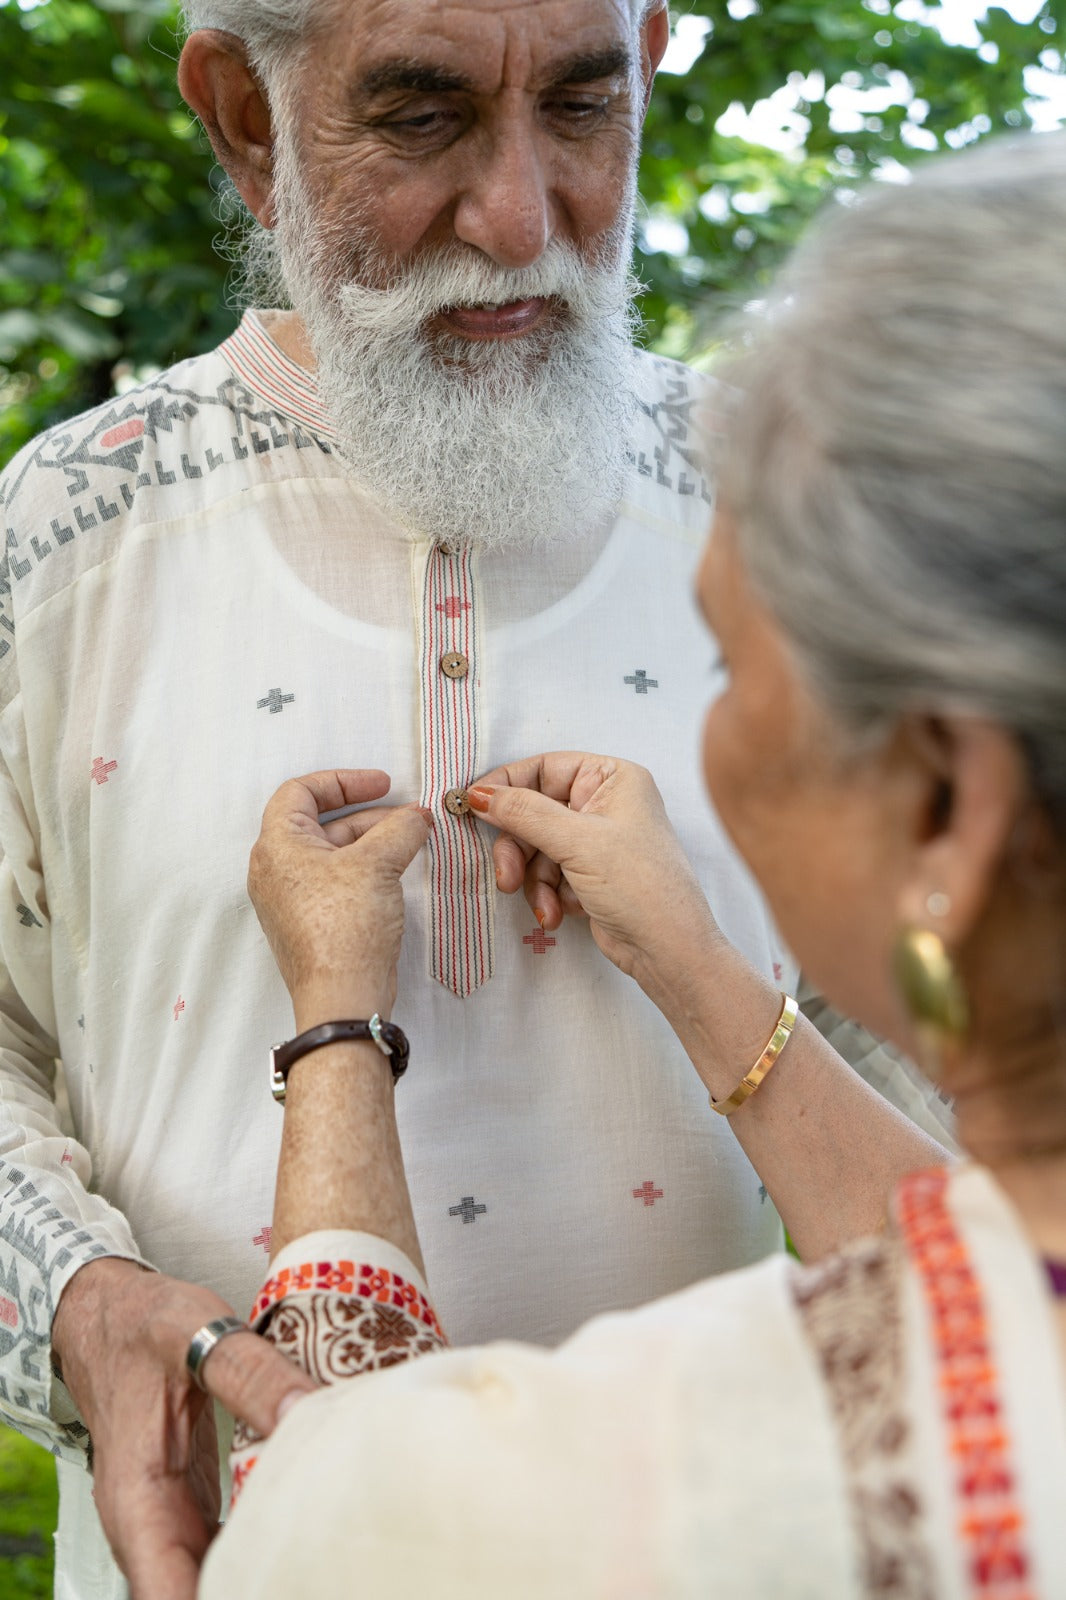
left=219, top=310, right=336, bottom=441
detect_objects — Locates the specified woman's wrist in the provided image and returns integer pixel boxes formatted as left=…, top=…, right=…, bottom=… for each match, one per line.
left=640, top=937, right=787, bottom=1104
left=629, top=915, right=730, bottom=1023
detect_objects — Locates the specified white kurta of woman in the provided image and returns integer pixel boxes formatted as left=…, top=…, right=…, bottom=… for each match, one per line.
left=0, top=313, right=951, bottom=1599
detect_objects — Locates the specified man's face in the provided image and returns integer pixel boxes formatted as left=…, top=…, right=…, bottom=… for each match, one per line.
left=257, top=0, right=658, bottom=549
left=282, top=0, right=648, bottom=330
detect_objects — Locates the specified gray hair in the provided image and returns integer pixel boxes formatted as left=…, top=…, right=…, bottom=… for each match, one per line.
left=715, top=132, right=1066, bottom=836
left=181, top=0, right=652, bottom=93
left=180, top=1, right=323, bottom=96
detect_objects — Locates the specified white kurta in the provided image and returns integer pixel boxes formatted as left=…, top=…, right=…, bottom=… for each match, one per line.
left=0, top=314, right=952, bottom=1598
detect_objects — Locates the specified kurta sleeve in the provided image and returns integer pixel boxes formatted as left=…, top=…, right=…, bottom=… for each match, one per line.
left=229, top=1229, right=448, bottom=1503
left=0, top=462, right=149, bottom=1461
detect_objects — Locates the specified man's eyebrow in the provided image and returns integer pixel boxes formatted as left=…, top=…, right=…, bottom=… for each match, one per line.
left=359, top=61, right=475, bottom=97
left=545, top=46, right=632, bottom=88
left=357, top=47, right=632, bottom=100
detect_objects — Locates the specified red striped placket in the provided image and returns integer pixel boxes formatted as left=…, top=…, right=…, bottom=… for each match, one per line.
left=419, top=545, right=495, bottom=996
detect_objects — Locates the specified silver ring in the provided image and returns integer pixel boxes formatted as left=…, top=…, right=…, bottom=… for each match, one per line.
left=185, top=1316, right=248, bottom=1390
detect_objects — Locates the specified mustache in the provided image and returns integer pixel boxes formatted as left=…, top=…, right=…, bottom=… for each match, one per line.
left=330, top=238, right=640, bottom=342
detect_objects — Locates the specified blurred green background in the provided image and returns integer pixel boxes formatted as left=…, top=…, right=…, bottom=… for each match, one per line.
left=0, top=1427, right=58, bottom=1598
left=0, top=0, right=1062, bottom=1590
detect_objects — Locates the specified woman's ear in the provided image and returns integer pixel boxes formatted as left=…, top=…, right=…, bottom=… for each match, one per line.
left=178, top=31, right=276, bottom=224
left=894, top=714, right=1030, bottom=944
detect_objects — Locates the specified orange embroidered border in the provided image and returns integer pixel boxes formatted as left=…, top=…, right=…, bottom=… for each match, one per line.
left=896, top=1169, right=1033, bottom=1599
left=230, top=1455, right=258, bottom=1501
left=249, top=1259, right=444, bottom=1338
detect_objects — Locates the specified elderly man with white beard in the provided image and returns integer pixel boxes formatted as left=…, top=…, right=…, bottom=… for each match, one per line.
left=0, top=2, right=953, bottom=1597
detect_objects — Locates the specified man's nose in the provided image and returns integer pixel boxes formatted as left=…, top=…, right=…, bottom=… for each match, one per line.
left=452, top=128, right=554, bottom=269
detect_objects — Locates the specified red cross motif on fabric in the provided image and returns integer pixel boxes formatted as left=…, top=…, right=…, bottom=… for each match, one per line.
left=419, top=546, right=494, bottom=996
left=522, top=927, right=556, bottom=954
left=91, top=756, right=117, bottom=785
left=172, top=996, right=185, bottom=1021
left=896, top=1169, right=1034, bottom=1600
left=435, top=596, right=471, bottom=619
left=252, top=1226, right=272, bottom=1254
left=633, top=1180, right=664, bottom=1207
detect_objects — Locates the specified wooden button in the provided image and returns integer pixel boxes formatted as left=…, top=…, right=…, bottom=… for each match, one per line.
left=441, top=651, right=469, bottom=680
left=444, top=788, right=470, bottom=816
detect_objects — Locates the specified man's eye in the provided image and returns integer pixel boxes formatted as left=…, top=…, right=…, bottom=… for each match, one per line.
left=547, top=94, right=612, bottom=125
left=382, top=105, right=463, bottom=141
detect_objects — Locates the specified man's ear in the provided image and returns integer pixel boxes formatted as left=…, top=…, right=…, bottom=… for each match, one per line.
left=178, top=31, right=276, bottom=225
left=638, top=2, right=670, bottom=120
left=894, top=714, right=1030, bottom=945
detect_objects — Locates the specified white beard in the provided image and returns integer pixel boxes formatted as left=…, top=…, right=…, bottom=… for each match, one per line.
left=265, top=135, right=641, bottom=552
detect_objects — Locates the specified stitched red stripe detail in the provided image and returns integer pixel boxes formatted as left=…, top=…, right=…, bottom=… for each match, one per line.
left=896, top=1170, right=1034, bottom=1600
left=418, top=546, right=493, bottom=996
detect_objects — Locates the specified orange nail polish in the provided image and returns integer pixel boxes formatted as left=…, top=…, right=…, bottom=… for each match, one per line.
left=466, top=785, right=492, bottom=812
left=534, top=908, right=546, bottom=928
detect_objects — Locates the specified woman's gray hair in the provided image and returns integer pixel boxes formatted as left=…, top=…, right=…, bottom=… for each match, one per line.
left=716, top=132, right=1066, bottom=835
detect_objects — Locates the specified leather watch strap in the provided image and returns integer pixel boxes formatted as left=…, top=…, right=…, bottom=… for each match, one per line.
left=270, top=1016, right=409, bottom=1103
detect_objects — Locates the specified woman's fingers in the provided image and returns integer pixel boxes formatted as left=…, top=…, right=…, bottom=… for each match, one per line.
left=524, top=850, right=565, bottom=931
left=467, top=782, right=580, bottom=865
left=491, top=832, right=533, bottom=894
left=472, top=752, right=591, bottom=804
left=558, top=879, right=587, bottom=920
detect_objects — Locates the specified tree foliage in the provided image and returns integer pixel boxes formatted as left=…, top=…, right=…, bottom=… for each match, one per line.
left=0, top=0, right=1062, bottom=463
left=638, top=0, right=1063, bottom=348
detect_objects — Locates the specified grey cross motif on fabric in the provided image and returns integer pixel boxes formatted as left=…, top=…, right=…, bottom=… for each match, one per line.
left=257, top=688, right=295, bottom=715
left=448, top=1195, right=487, bottom=1224
left=624, top=669, right=659, bottom=695
left=16, top=903, right=41, bottom=927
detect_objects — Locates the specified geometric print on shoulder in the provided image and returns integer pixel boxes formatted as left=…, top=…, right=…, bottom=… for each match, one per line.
left=629, top=353, right=715, bottom=504
left=0, top=371, right=331, bottom=643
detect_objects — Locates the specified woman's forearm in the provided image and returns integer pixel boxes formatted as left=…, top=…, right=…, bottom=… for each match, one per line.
left=270, top=1037, right=424, bottom=1273
left=641, top=940, right=951, bottom=1261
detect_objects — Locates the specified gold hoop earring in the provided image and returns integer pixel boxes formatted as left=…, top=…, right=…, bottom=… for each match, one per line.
left=891, top=925, right=969, bottom=1080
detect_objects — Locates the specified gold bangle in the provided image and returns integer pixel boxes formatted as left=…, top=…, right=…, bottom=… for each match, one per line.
left=709, top=994, right=799, bottom=1117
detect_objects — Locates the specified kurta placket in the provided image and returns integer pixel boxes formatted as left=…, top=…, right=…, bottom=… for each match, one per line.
left=417, top=542, right=495, bottom=996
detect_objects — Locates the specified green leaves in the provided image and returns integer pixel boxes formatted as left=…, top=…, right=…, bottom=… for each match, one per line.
left=636, top=0, right=1064, bottom=353
left=0, top=0, right=232, bottom=461
left=0, top=0, right=1063, bottom=464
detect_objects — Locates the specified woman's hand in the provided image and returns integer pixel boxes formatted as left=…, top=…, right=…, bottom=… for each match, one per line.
left=468, top=753, right=725, bottom=1007
left=248, top=769, right=431, bottom=1027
